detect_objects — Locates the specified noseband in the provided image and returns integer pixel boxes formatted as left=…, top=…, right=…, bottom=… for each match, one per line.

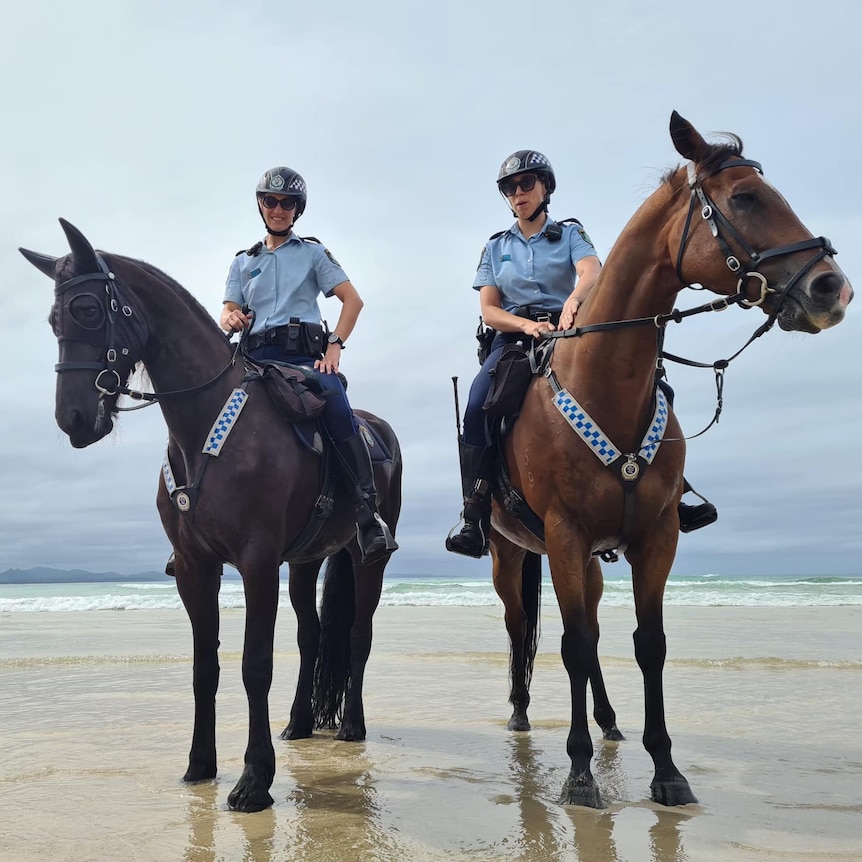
left=53, top=256, right=238, bottom=406
left=675, top=158, right=837, bottom=322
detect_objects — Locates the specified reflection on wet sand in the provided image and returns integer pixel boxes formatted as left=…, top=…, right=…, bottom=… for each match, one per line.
left=180, top=737, right=402, bottom=861
left=648, top=809, right=692, bottom=862
left=182, top=779, right=279, bottom=862
left=509, top=733, right=622, bottom=861
left=176, top=727, right=693, bottom=860
left=509, top=734, right=691, bottom=862
left=182, top=781, right=218, bottom=862
left=281, top=737, right=397, bottom=860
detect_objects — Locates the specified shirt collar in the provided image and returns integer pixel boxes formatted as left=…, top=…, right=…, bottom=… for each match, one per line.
left=510, top=215, right=555, bottom=241
left=262, top=230, right=301, bottom=251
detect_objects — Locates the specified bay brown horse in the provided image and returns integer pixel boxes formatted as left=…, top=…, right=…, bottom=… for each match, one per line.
left=20, top=221, right=402, bottom=812
left=490, top=112, right=852, bottom=807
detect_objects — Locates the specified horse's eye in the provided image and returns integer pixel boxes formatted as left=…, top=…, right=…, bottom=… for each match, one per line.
left=68, top=295, right=105, bottom=330
left=730, top=191, right=759, bottom=209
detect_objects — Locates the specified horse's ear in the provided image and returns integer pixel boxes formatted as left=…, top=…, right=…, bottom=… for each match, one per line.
left=669, top=110, right=708, bottom=163
left=59, top=218, right=100, bottom=273
left=19, top=247, right=59, bottom=278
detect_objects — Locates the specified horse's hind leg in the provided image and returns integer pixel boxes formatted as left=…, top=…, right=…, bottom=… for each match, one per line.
left=491, top=536, right=538, bottom=732
left=173, top=553, right=222, bottom=785
left=338, top=550, right=385, bottom=741
left=627, top=543, right=697, bottom=806
left=227, top=563, right=280, bottom=813
left=586, top=557, right=623, bottom=741
left=281, top=558, right=325, bottom=740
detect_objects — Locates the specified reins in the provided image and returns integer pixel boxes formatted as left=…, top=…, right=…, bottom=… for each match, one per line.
left=537, top=155, right=839, bottom=442
left=54, top=255, right=241, bottom=410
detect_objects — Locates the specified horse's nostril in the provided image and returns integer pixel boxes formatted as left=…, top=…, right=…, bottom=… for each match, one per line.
left=810, top=271, right=844, bottom=299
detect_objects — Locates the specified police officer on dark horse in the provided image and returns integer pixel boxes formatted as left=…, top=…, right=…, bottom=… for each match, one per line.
left=163, top=166, right=397, bottom=576
left=446, top=150, right=717, bottom=558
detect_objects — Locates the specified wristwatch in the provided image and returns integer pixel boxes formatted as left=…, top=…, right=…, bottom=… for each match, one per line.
left=327, top=333, right=345, bottom=348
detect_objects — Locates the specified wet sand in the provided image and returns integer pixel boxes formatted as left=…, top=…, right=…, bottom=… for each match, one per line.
left=1, top=604, right=860, bottom=861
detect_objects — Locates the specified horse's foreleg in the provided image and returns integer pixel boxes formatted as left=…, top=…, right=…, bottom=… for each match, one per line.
left=491, top=536, right=536, bottom=731
left=281, top=559, right=324, bottom=740
left=227, top=566, right=280, bottom=813
left=174, top=557, right=221, bottom=785
left=629, top=545, right=697, bottom=807
left=546, top=534, right=603, bottom=808
left=585, top=557, right=623, bottom=741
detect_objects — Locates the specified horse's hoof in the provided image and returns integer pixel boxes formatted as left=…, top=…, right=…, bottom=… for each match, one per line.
left=650, top=776, right=698, bottom=806
left=559, top=770, right=604, bottom=808
left=227, top=764, right=275, bottom=812
left=507, top=712, right=531, bottom=732
left=602, top=724, right=625, bottom=741
left=183, top=760, right=217, bottom=783
left=227, top=784, right=274, bottom=813
left=280, top=722, right=312, bottom=741
left=336, top=724, right=366, bottom=742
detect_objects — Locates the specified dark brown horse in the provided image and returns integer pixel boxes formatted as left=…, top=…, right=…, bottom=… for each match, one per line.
left=490, top=112, right=853, bottom=807
left=20, top=221, right=402, bottom=812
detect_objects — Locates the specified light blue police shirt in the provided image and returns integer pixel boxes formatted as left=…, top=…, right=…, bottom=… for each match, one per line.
left=473, top=218, right=598, bottom=312
left=224, top=232, right=350, bottom=335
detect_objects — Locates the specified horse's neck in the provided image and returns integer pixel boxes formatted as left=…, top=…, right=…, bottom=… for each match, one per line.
left=111, top=257, right=241, bottom=441
left=555, top=190, right=680, bottom=440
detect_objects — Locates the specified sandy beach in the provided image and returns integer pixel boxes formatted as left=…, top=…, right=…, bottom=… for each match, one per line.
left=1, top=602, right=860, bottom=861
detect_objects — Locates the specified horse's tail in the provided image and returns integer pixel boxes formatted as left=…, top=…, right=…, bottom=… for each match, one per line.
left=520, top=551, right=542, bottom=690
left=312, top=548, right=355, bottom=729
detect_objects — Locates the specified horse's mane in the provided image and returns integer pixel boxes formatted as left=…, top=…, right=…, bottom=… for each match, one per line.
left=660, top=133, right=744, bottom=188
left=108, top=253, right=224, bottom=335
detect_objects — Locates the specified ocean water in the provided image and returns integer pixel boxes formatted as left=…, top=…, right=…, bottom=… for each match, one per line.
left=0, top=571, right=860, bottom=614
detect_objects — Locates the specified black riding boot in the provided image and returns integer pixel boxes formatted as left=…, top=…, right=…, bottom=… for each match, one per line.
left=445, top=440, right=492, bottom=558
left=339, top=432, right=398, bottom=564
left=678, top=478, right=718, bottom=533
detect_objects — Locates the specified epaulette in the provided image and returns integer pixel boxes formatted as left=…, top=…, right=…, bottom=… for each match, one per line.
left=488, top=229, right=507, bottom=240
left=300, top=235, right=322, bottom=244
left=237, top=241, right=264, bottom=257
left=558, top=217, right=583, bottom=227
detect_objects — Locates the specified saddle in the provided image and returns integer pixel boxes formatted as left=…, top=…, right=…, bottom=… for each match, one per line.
left=243, top=357, right=393, bottom=464
left=244, top=358, right=327, bottom=423
left=482, top=341, right=551, bottom=544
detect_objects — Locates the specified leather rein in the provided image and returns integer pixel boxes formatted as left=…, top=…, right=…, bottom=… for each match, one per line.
left=539, top=156, right=838, bottom=437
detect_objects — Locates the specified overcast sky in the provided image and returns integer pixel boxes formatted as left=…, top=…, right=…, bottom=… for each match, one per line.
left=2, top=0, right=859, bottom=578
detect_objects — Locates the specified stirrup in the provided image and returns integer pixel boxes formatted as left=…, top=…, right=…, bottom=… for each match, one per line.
left=678, top=501, right=718, bottom=533
left=445, top=517, right=489, bottom=558
left=356, top=513, right=398, bottom=564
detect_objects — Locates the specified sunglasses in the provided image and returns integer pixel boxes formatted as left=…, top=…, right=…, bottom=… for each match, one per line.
left=259, top=194, right=299, bottom=211
left=499, top=174, right=541, bottom=197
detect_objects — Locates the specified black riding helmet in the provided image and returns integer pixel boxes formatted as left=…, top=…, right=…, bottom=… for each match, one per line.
left=256, top=166, right=307, bottom=235
left=497, top=150, right=556, bottom=222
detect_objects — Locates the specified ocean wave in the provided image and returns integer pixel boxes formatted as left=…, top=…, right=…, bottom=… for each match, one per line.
left=0, top=574, right=860, bottom=613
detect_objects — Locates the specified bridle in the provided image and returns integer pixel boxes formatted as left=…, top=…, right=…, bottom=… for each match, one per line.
left=675, top=157, right=836, bottom=323
left=537, top=154, right=841, bottom=440
left=53, top=254, right=238, bottom=409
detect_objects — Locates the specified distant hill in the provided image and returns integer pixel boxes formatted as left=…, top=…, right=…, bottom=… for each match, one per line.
left=0, top=567, right=167, bottom=584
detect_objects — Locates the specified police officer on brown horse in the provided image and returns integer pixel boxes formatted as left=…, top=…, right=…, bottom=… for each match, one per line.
left=446, top=150, right=717, bottom=558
